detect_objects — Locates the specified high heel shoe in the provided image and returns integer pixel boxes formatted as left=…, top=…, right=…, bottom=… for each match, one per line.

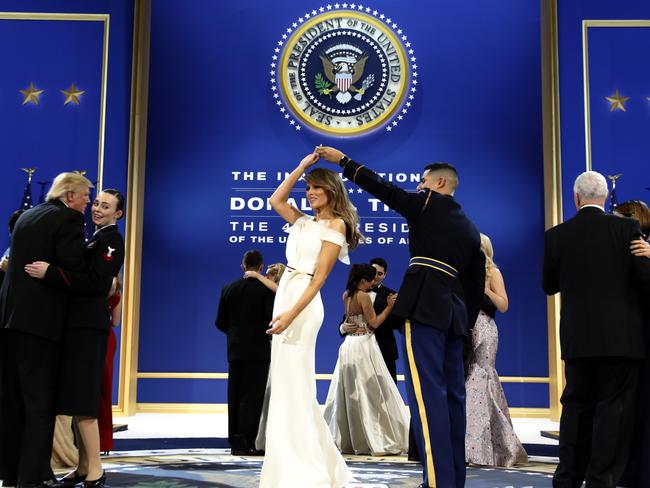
left=82, top=472, right=105, bottom=488
left=58, top=471, right=86, bottom=487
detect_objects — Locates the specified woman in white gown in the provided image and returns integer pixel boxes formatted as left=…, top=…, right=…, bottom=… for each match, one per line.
left=324, top=264, right=410, bottom=456
left=260, top=151, right=363, bottom=488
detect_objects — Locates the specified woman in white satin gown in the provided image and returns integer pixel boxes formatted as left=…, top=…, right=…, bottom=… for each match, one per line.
left=324, top=264, right=410, bottom=456
left=259, top=151, right=363, bottom=488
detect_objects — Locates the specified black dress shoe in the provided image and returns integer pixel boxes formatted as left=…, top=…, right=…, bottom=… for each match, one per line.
left=82, top=472, right=105, bottom=488
left=230, top=448, right=250, bottom=455
left=58, top=471, right=86, bottom=487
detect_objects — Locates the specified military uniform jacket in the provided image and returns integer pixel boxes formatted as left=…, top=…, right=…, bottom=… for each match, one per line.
left=342, top=159, right=485, bottom=336
left=42, top=223, right=125, bottom=332
left=0, top=200, right=85, bottom=342
left=543, top=207, right=650, bottom=359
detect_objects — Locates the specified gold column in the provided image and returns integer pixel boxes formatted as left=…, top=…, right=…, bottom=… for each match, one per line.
left=540, top=0, right=564, bottom=422
left=116, top=0, right=152, bottom=416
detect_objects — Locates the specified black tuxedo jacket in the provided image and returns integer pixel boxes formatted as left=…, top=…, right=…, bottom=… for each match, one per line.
left=42, top=224, right=125, bottom=332
left=0, top=200, right=85, bottom=342
left=342, top=160, right=485, bottom=337
left=371, top=284, right=403, bottom=361
left=543, top=206, right=650, bottom=359
left=215, top=277, right=274, bottom=361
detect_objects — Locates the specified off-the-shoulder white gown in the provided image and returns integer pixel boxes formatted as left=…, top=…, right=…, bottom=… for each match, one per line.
left=259, top=215, right=353, bottom=488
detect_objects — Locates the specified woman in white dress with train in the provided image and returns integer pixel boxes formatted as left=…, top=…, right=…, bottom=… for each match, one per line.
left=259, top=150, right=363, bottom=488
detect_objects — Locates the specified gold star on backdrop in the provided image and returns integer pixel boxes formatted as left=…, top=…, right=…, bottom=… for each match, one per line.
left=605, top=89, right=629, bottom=112
left=61, top=84, right=85, bottom=105
left=20, top=83, right=44, bottom=105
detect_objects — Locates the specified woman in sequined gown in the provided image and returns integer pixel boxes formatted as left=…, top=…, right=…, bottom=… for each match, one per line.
left=259, top=151, right=363, bottom=488
left=465, top=233, right=527, bottom=467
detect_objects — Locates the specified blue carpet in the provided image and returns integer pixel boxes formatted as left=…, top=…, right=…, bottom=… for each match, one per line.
left=114, top=437, right=557, bottom=457
left=113, top=438, right=230, bottom=451
left=100, top=456, right=554, bottom=487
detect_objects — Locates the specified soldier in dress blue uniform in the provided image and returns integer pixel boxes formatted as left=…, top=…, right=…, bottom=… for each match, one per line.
left=318, top=146, right=485, bottom=488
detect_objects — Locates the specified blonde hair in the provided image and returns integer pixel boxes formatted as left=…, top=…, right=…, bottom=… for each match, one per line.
left=305, top=168, right=364, bottom=250
left=266, top=263, right=286, bottom=283
left=46, top=172, right=94, bottom=201
left=480, top=233, right=497, bottom=276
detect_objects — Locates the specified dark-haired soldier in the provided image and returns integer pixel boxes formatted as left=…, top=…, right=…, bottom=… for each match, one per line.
left=216, top=250, right=274, bottom=455
left=317, top=146, right=485, bottom=488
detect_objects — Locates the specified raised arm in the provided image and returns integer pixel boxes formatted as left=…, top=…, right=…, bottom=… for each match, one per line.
left=270, top=151, right=319, bottom=224
left=267, top=219, right=345, bottom=334
left=485, top=267, right=508, bottom=313
left=358, top=291, right=395, bottom=329
left=317, top=146, right=423, bottom=221
left=244, top=270, right=278, bottom=293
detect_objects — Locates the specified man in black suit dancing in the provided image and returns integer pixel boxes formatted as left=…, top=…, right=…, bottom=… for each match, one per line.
left=366, top=257, right=402, bottom=383
left=215, top=250, right=274, bottom=455
left=318, top=146, right=485, bottom=488
left=0, top=172, right=91, bottom=488
left=543, top=171, right=650, bottom=488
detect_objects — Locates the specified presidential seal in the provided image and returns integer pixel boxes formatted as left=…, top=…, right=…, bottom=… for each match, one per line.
left=270, top=5, right=418, bottom=136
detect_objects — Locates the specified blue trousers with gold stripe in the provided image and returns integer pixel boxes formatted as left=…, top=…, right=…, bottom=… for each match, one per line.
left=403, top=320, right=466, bottom=488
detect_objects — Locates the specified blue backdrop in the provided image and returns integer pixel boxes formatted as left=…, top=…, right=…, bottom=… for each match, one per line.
left=0, top=0, right=134, bottom=404
left=138, top=0, right=548, bottom=408
left=558, top=1, right=650, bottom=215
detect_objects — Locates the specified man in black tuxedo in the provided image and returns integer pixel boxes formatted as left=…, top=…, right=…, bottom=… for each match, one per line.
left=318, top=147, right=485, bottom=488
left=340, top=257, right=402, bottom=382
left=0, top=173, right=91, bottom=488
left=543, top=171, right=650, bottom=488
left=366, top=257, right=402, bottom=383
left=215, top=250, right=274, bottom=455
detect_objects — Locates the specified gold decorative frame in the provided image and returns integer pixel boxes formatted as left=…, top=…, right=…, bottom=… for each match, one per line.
left=582, top=19, right=650, bottom=171
left=137, top=372, right=549, bottom=383
left=134, top=372, right=552, bottom=418
left=118, top=0, right=563, bottom=420
left=0, top=12, right=109, bottom=189
left=541, top=0, right=563, bottom=421
left=114, top=0, right=151, bottom=417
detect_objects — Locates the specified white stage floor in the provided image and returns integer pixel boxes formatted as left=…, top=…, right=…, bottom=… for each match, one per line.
left=114, top=412, right=559, bottom=446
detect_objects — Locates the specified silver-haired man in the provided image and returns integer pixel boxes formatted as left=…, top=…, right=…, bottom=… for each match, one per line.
left=543, top=170, right=650, bottom=488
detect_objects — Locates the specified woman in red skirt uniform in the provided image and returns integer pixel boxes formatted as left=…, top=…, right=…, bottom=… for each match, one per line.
left=98, top=277, right=122, bottom=453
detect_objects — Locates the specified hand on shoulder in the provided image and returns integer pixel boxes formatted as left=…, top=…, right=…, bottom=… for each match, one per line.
left=630, top=238, right=650, bottom=259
